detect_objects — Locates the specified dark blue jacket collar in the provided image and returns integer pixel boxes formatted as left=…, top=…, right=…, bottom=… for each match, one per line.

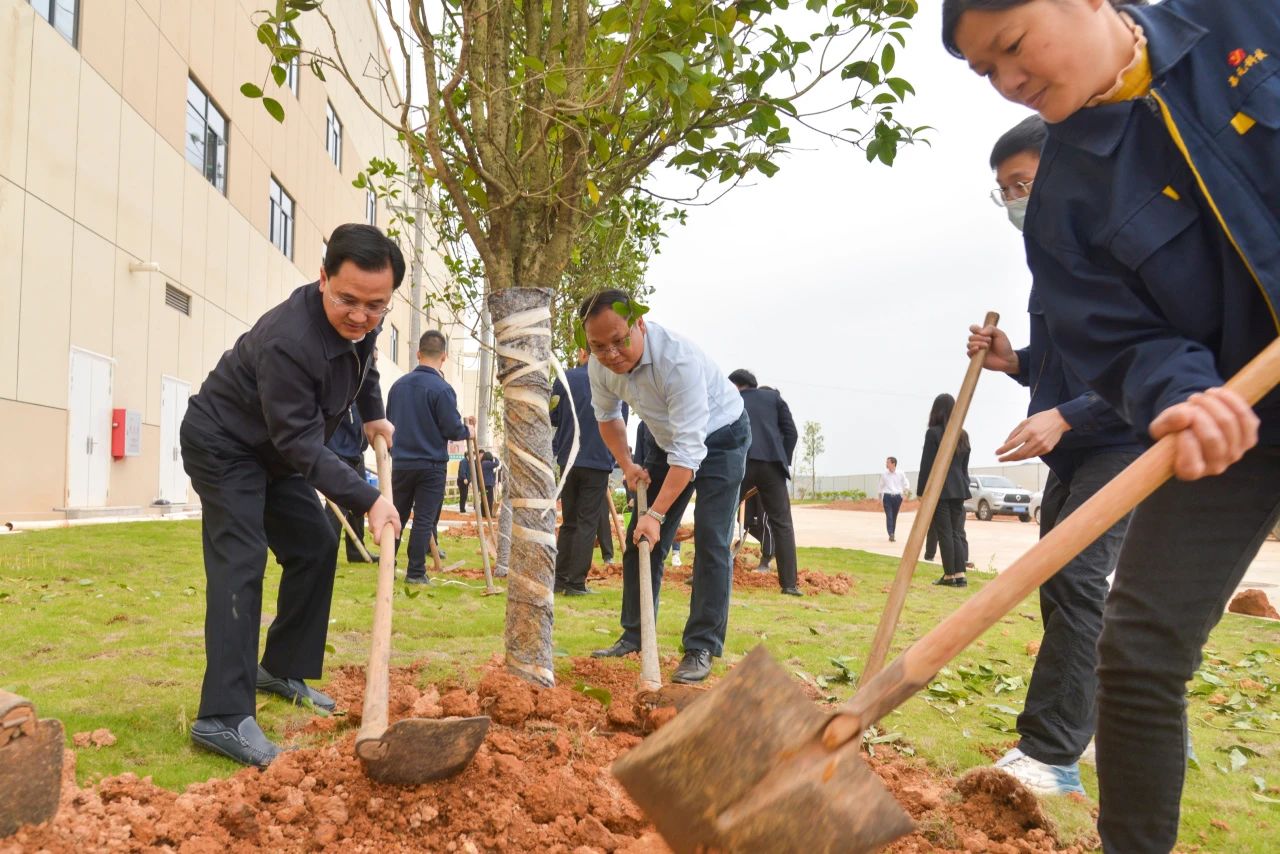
left=1050, top=3, right=1207, bottom=158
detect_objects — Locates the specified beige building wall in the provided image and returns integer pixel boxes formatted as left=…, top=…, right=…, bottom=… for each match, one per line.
left=0, top=0, right=467, bottom=519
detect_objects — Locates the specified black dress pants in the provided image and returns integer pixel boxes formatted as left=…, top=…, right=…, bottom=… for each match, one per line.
left=392, top=463, right=447, bottom=580
left=555, top=467, right=610, bottom=591
left=328, top=454, right=370, bottom=561
left=739, top=460, right=798, bottom=589
left=181, top=415, right=339, bottom=719
left=457, top=481, right=468, bottom=513
left=931, top=498, right=967, bottom=577
left=596, top=492, right=616, bottom=563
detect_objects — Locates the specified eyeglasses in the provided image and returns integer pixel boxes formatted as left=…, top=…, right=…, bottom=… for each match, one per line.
left=587, top=333, right=632, bottom=358
left=991, top=180, right=1033, bottom=207
left=325, top=291, right=392, bottom=317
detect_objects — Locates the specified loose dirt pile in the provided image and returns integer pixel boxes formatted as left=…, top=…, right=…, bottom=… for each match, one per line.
left=6, top=659, right=1088, bottom=854
left=1228, top=588, right=1280, bottom=620
left=580, top=553, right=855, bottom=597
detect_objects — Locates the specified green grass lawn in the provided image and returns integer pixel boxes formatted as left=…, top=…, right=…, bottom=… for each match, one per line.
left=1, top=520, right=1278, bottom=851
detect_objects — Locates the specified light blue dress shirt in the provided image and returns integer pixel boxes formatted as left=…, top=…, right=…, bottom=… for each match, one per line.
left=589, top=321, right=743, bottom=472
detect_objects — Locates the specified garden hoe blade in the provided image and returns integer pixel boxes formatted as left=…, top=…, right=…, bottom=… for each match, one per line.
left=612, top=647, right=911, bottom=854
left=0, top=691, right=64, bottom=837
left=357, top=715, right=490, bottom=786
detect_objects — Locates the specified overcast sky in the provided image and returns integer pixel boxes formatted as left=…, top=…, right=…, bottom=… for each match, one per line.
left=641, top=4, right=1039, bottom=476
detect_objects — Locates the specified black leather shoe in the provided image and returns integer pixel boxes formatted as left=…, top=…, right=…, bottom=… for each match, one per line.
left=256, top=665, right=337, bottom=714
left=672, top=649, right=713, bottom=684
left=562, top=586, right=594, bottom=596
left=190, top=716, right=282, bottom=767
left=404, top=575, right=433, bottom=586
left=780, top=587, right=803, bottom=597
left=591, top=639, right=639, bottom=658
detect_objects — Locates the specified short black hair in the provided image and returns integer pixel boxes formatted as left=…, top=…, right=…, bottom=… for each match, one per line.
left=943, top=0, right=1146, bottom=59
left=990, top=115, right=1048, bottom=170
left=578, top=289, right=633, bottom=322
left=728, top=369, right=758, bottom=389
left=418, top=329, right=447, bottom=357
left=323, top=223, right=406, bottom=289
left=887, top=456, right=898, bottom=465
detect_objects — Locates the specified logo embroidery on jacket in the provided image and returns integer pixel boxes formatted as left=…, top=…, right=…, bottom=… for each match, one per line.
left=1228, top=48, right=1269, bottom=87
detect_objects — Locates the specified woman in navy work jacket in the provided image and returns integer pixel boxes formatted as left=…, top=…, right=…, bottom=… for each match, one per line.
left=945, top=1, right=1280, bottom=851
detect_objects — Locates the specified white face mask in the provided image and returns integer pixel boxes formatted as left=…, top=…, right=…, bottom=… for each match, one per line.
left=1006, top=195, right=1029, bottom=232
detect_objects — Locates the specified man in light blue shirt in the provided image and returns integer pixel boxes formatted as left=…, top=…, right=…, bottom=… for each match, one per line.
left=582, top=289, right=750, bottom=684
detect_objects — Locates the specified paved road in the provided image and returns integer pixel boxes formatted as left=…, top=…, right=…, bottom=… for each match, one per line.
left=791, top=505, right=1280, bottom=611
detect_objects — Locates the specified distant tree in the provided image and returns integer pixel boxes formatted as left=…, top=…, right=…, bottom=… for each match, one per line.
left=801, top=421, right=825, bottom=496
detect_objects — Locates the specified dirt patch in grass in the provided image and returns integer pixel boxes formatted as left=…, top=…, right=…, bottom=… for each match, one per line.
left=7, top=659, right=1088, bottom=854
left=826, top=498, right=923, bottom=513
left=578, top=550, right=855, bottom=598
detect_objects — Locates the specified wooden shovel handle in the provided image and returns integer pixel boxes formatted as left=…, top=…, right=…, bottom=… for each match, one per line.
left=828, top=335, right=1280, bottom=749
left=467, top=435, right=496, bottom=591
left=861, top=311, right=999, bottom=681
left=636, top=490, right=662, bottom=691
left=356, top=435, right=397, bottom=752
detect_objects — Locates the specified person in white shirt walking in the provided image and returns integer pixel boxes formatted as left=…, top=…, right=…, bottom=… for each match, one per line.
left=877, top=456, right=910, bottom=542
left=582, top=289, right=750, bottom=684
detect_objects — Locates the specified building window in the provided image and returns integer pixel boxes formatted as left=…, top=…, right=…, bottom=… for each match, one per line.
left=164, top=284, right=191, bottom=316
left=278, top=25, right=299, bottom=96
left=389, top=324, right=400, bottom=365
left=185, top=78, right=228, bottom=194
left=269, top=177, right=294, bottom=259
left=325, top=102, right=342, bottom=169
left=366, top=189, right=376, bottom=226
left=30, top=0, right=77, bottom=46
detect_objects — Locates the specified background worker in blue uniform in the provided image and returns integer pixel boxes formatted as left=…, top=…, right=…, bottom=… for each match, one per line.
left=387, top=330, right=474, bottom=585
left=947, top=0, right=1280, bottom=849
left=325, top=403, right=377, bottom=563
left=968, top=116, right=1142, bottom=797
left=180, top=224, right=403, bottom=767
left=551, top=349, right=626, bottom=595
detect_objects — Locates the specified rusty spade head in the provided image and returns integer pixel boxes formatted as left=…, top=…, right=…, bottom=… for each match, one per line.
left=611, top=647, right=914, bottom=853
left=357, top=716, right=490, bottom=786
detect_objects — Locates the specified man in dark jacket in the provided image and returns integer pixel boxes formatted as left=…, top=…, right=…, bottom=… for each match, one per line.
left=180, top=223, right=404, bottom=767
left=325, top=404, right=376, bottom=563
left=387, top=330, right=474, bottom=585
left=968, top=117, right=1143, bottom=796
left=551, top=350, right=626, bottom=595
left=729, top=371, right=801, bottom=595
left=456, top=452, right=471, bottom=513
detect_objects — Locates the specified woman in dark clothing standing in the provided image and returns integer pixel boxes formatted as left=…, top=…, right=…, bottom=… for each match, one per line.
left=918, top=393, right=972, bottom=587
left=456, top=452, right=470, bottom=513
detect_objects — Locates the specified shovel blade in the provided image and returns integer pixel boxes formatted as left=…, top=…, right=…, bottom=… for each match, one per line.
left=0, top=718, right=63, bottom=836
left=358, top=715, right=490, bottom=786
left=612, top=646, right=912, bottom=853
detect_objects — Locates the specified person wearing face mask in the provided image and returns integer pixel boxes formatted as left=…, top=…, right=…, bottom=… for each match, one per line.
left=968, top=116, right=1142, bottom=798
left=946, top=0, right=1280, bottom=849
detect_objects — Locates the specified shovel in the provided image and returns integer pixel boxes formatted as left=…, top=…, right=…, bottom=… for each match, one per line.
left=0, top=691, right=62, bottom=837
left=613, top=336, right=1280, bottom=853
left=862, top=311, right=998, bottom=682
left=466, top=435, right=502, bottom=596
left=355, top=435, right=490, bottom=785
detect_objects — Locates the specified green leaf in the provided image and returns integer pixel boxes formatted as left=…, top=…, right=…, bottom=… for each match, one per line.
left=882, top=43, right=896, bottom=73
left=657, top=52, right=685, bottom=73
left=574, top=681, right=612, bottom=707
left=310, top=58, right=326, bottom=82
left=887, top=77, right=915, bottom=100
left=521, top=55, right=545, bottom=73
left=262, top=97, right=285, bottom=123
left=324, top=642, right=336, bottom=654
left=1230, top=747, right=1248, bottom=772
left=240, top=82, right=264, bottom=99
left=545, top=68, right=567, bottom=96
left=586, top=179, right=601, bottom=205
left=256, top=23, right=278, bottom=48
left=688, top=82, right=713, bottom=109
left=271, top=65, right=287, bottom=87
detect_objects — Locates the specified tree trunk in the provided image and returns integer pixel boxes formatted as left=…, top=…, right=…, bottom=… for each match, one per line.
left=496, top=493, right=513, bottom=577
left=489, top=287, right=557, bottom=687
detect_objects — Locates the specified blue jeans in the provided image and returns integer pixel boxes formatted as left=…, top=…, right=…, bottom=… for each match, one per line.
left=882, top=493, right=903, bottom=537
left=617, top=413, right=750, bottom=656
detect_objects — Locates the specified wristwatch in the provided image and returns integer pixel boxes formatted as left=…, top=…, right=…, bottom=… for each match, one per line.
left=645, top=508, right=666, bottom=524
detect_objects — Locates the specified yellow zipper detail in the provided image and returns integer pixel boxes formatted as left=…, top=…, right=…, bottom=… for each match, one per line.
left=1149, top=90, right=1280, bottom=333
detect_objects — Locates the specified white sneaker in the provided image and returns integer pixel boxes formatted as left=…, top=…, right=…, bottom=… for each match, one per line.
left=994, top=748, right=1085, bottom=795
left=670, top=552, right=683, bottom=567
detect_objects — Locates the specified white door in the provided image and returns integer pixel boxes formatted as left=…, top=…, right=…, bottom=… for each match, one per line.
left=159, top=376, right=190, bottom=503
left=67, top=349, right=113, bottom=507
